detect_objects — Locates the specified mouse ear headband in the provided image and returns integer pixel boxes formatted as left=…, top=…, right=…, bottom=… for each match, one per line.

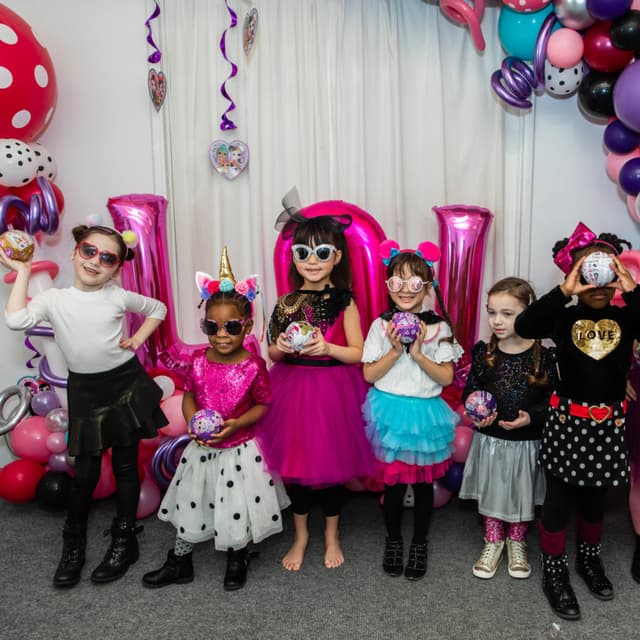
left=274, top=186, right=352, bottom=239
left=379, top=239, right=441, bottom=272
left=195, top=246, right=258, bottom=307
left=553, top=222, right=619, bottom=274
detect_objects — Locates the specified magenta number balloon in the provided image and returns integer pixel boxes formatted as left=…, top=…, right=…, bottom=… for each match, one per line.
left=107, top=194, right=206, bottom=384
left=273, top=200, right=389, bottom=335
left=432, top=205, right=493, bottom=386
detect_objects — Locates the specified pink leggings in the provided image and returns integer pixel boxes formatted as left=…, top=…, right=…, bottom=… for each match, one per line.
left=484, top=516, right=528, bottom=543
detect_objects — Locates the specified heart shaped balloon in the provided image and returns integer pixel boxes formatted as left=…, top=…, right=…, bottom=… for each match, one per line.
left=208, top=140, right=249, bottom=180
left=243, top=8, right=259, bottom=55
left=148, top=68, right=167, bottom=112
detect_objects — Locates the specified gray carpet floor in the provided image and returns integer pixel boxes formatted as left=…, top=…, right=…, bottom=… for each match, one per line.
left=1, top=489, right=638, bottom=640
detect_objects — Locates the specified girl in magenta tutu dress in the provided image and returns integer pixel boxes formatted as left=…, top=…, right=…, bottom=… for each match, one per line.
left=143, top=249, right=289, bottom=591
left=362, top=241, right=462, bottom=581
left=259, top=212, right=375, bottom=571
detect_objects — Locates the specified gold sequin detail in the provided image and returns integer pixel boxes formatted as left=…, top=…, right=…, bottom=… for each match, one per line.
left=571, top=319, right=621, bottom=360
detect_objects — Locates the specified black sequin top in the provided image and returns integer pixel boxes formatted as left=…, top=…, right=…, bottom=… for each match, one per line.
left=462, top=341, right=558, bottom=441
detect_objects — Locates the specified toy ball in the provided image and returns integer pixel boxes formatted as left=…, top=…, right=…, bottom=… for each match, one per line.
left=580, top=251, right=616, bottom=287
left=464, top=390, right=497, bottom=422
left=188, top=409, right=224, bottom=441
left=391, top=312, right=421, bottom=344
left=0, top=231, right=35, bottom=261
left=285, top=321, right=315, bottom=350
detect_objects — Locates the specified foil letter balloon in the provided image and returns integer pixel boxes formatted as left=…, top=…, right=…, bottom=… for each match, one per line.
left=273, top=200, right=388, bottom=336
left=432, top=205, right=493, bottom=386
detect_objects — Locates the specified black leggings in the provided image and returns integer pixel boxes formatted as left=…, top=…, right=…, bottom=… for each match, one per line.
left=66, top=444, right=140, bottom=526
left=541, top=471, right=607, bottom=532
left=288, top=484, right=344, bottom=517
left=383, top=482, right=433, bottom=543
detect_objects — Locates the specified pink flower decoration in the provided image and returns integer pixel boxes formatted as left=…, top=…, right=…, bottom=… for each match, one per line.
left=207, top=281, right=220, bottom=294
left=235, top=281, right=249, bottom=296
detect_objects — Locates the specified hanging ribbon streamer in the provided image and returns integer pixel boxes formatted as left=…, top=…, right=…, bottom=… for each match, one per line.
left=23, top=336, right=41, bottom=369
left=219, top=0, right=239, bottom=131
left=145, top=1, right=162, bottom=64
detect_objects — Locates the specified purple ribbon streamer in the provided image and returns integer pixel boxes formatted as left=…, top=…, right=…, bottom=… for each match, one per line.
left=219, top=0, right=238, bottom=131
left=24, top=336, right=40, bottom=369
left=145, top=1, right=162, bottom=64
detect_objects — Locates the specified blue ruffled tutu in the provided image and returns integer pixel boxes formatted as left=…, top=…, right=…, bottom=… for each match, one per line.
left=363, top=387, right=457, bottom=466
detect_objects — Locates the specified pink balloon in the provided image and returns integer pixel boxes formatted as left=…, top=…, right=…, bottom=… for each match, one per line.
left=455, top=403, right=474, bottom=427
left=546, top=28, right=584, bottom=68
left=612, top=249, right=640, bottom=306
left=45, top=431, right=67, bottom=454
left=10, top=415, right=50, bottom=463
left=452, top=425, right=474, bottom=463
left=136, top=475, right=162, bottom=519
left=440, top=0, right=486, bottom=51
left=92, top=451, right=116, bottom=500
left=0, top=459, right=45, bottom=503
left=273, top=200, right=389, bottom=336
left=627, top=195, right=640, bottom=223
left=605, top=149, right=640, bottom=182
left=432, top=205, right=493, bottom=384
left=158, top=392, right=187, bottom=437
left=433, top=480, right=453, bottom=508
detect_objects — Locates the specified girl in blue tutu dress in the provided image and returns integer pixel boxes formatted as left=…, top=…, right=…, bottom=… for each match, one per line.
left=362, top=240, right=462, bottom=581
left=259, top=213, right=376, bottom=572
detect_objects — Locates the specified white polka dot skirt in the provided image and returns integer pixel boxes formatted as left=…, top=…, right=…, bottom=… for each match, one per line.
left=158, top=438, right=290, bottom=550
left=540, top=397, right=629, bottom=488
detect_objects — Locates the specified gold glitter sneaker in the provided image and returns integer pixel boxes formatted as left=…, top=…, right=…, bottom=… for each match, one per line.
left=472, top=538, right=504, bottom=579
left=506, top=537, right=531, bottom=579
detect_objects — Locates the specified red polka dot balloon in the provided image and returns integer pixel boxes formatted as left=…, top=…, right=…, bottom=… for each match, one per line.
left=0, top=5, right=57, bottom=142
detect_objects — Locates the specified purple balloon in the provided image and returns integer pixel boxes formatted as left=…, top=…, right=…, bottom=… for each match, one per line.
left=604, top=119, right=640, bottom=153
left=0, top=177, right=59, bottom=235
left=619, top=157, right=640, bottom=196
left=30, top=389, right=61, bottom=417
left=586, top=0, right=631, bottom=21
left=48, top=451, right=72, bottom=472
left=614, top=60, right=640, bottom=133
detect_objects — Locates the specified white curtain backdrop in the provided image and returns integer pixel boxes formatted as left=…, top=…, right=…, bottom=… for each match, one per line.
left=154, top=0, right=507, bottom=343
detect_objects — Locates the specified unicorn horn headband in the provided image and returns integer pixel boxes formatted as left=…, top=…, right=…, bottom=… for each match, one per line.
left=195, top=246, right=258, bottom=305
left=553, top=222, right=619, bottom=274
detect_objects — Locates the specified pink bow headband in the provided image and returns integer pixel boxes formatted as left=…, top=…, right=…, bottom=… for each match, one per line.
left=553, top=222, right=619, bottom=274
left=379, top=239, right=441, bottom=282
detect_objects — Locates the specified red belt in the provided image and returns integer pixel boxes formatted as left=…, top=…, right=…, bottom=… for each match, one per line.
left=549, top=393, right=626, bottom=424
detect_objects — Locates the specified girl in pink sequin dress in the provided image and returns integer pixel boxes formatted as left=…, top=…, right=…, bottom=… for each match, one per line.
left=143, top=253, right=289, bottom=591
left=259, top=214, right=375, bottom=572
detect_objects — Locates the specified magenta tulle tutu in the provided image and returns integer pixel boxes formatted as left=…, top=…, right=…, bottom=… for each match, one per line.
left=258, top=362, right=376, bottom=487
left=627, top=363, right=640, bottom=482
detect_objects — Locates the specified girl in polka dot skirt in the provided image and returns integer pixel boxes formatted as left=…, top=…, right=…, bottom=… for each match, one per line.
left=142, top=249, right=289, bottom=591
left=515, top=223, right=640, bottom=621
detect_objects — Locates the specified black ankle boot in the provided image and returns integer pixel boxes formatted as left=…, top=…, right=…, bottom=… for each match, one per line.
left=404, top=540, right=427, bottom=581
left=382, top=537, right=403, bottom=577
left=142, top=549, right=194, bottom=589
left=541, top=552, right=581, bottom=620
left=632, top=535, right=640, bottom=584
left=53, top=523, right=86, bottom=588
left=575, top=539, right=614, bottom=600
left=90, top=518, right=140, bottom=584
left=224, top=547, right=249, bottom=591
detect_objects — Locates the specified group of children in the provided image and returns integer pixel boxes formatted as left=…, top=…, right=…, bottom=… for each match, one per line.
left=1, top=214, right=639, bottom=623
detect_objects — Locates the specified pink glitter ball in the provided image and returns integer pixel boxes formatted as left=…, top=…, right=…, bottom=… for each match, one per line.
left=464, top=391, right=497, bottom=422
left=391, top=312, right=420, bottom=344
left=188, top=409, right=224, bottom=441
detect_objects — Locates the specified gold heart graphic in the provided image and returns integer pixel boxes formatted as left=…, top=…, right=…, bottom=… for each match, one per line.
left=571, top=319, right=621, bottom=360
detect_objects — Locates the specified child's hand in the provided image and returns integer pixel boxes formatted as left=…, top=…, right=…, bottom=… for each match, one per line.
left=299, top=328, right=330, bottom=357
left=407, top=321, right=428, bottom=360
left=205, top=418, right=241, bottom=445
left=469, top=411, right=497, bottom=429
left=275, top=332, right=296, bottom=355
left=559, top=256, right=595, bottom=298
left=498, top=410, right=531, bottom=430
left=119, top=336, right=143, bottom=351
left=610, top=255, right=637, bottom=293
left=385, top=321, right=404, bottom=354
left=0, top=248, right=32, bottom=273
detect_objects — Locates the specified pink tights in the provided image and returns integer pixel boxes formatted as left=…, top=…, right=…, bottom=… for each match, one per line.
left=484, top=516, right=528, bottom=543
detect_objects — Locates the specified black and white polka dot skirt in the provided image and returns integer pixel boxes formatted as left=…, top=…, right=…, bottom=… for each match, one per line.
left=540, top=396, right=629, bottom=488
left=158, top=438, right=290, bottom=550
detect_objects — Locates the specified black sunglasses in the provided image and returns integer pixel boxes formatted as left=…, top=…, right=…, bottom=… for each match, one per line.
left=200, top=319, right=246, bottom=336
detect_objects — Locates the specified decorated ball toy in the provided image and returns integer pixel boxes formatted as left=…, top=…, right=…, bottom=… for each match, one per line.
left=285, top=321, right=315, bottom=351
left=391, top=312, right=421, bottom=344
left=464, top=390, right=497, bottom=422
left=580, top=251, right=616, bottom=287
left=0, top=231, right=35, bottom=261
left=188, top=409, right=224, bottom=442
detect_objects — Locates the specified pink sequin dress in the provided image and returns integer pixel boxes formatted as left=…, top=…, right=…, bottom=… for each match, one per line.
left=258, top=288, right=376, bottom=487
left=158, top=349, right=290, bottom=550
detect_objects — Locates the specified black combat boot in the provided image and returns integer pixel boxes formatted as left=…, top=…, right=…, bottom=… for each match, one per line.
left=404, top=540, right=427, bottom=581
left=142, top=549, right=194, bottom=588
left=53, top=522, right=86, bottom=587
left=224, top=547, right=249, bottom=591
left=382, top=537, right=404, bottom=577
left=575, top=539, right=614, bottom=600
left=541, top=552, right=581, bottom=620
left=90, top=518, right=140, bottom=583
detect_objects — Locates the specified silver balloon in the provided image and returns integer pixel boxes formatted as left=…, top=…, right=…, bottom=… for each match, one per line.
left=45, top=407, right=69, bottom=433
left=553, top=0, right=596, bottom=30
left=0, top=385, right=31, bottom=436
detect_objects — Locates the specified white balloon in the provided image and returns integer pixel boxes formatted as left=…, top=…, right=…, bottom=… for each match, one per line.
left=544, top=59, right=584, bottom=97
left=31, top=142, right=57, bottom=181
left=154, top=375, right=176, bottom=400
left=0, top=138, right=38, bottom=187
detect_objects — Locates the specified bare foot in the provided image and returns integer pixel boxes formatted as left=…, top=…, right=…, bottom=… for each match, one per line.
left=324, top=538, right=344, bottom=569
left=282, top=535, right=308, bottom=571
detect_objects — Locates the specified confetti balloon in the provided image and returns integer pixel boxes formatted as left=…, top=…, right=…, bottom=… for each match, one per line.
left=580, top=251, right=616, bottom=286
left=391, top=312, right=421, bottom=344
left=188, top=409, right=224, bottom=442
left=285, top=321, right=315, bottom=351
left=464, top=390, right=497, bottom=421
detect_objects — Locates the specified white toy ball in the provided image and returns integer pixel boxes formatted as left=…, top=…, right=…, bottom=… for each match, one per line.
left=581, top=251, right=616, bottom=287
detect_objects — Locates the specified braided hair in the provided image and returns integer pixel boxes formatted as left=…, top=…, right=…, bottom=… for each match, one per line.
left=204, top=290, right=253, bottom=320
left=485, top=277, right=549, bottom=388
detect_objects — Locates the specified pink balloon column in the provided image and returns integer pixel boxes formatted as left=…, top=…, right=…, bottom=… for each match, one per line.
left=273, top=200, right=388, bottom=335
left=432, top=205, right=493, bottom=385
left=108, top=194, right=207, bottom=385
